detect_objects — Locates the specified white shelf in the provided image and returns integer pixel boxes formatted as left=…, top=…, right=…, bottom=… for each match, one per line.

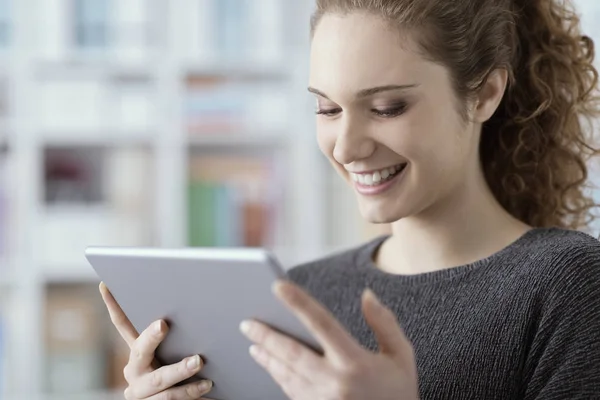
left=184, top=61, right=288, bottom=80
left=42, top=265, right=99, bottom=285
left=187, top=133, right=289, bottom=149
left=34, top=60, right=156, bottom=81
left=41, top=131, right=156, bottom=147
left=38, top=205, right=152, bottom=270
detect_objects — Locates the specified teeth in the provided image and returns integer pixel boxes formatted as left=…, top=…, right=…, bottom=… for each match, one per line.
left=350, top=164, right=406, bottom=187
left=372, top=171, right=381, bottom=183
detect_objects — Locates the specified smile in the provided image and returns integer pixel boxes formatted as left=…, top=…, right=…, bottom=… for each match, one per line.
left=350, top=163, right=407, bottom=186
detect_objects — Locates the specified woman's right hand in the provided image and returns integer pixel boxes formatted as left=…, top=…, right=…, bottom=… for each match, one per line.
left=99, top=282, right=214, bottom=399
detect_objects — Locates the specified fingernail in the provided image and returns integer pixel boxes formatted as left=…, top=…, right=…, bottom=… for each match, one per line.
left=198, top=380, right=212, bottom=392
left=187, top=355, right=200, bottom=370
left=153, top=320, right=162, bottom=335
left=365, top=288, right=381, bottom=305
left=272, top=279, right=285, bottom=295
left=239, top=320, right=251, bottom=334
left=249, top=344, right=261, bottom=358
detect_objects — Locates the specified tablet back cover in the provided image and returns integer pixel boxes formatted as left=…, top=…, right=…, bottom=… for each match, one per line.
left=85, top=247, right=320, bottom=400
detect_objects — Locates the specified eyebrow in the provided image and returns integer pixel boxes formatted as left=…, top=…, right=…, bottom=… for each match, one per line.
left=307, top=84, right=419, bottom=100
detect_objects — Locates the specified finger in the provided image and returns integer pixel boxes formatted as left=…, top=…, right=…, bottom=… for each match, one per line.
left=126, top=379, right=213, bottom=400
left=128, top=320, right=169, bottom=375
left=362, top=289, right=412, bottom=357
left=249, top=344, right=312, bottom=400
left=99, top=281, right=138, bottom=346
left=240, top=319, right=324, bottom=379
left=273, top=280, right=360, bottom=362
left=133, top=355, right=208, bottom=398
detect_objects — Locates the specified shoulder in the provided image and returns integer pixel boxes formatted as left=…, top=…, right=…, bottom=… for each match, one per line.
left=285, top=235, right=387, bottom=286
left=516, top=228, right=600, bottom=306
left=530, top=227, right=600, bottom=257
left=523, top=227, right=600, bottom=277
left=520, top=229, right=600, bottom=397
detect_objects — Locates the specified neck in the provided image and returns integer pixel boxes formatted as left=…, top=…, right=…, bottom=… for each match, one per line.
left=379, top=168, right=530, bottom=275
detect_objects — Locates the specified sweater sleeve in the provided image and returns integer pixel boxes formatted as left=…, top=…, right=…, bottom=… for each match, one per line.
left=523, top=247, right=600, bottom=400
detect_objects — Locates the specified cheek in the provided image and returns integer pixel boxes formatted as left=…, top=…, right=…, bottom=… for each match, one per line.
left=379, top=114, right=432, bottom=161
left=316, top=123, right=336, bottom=157
left=403, top=100, right=462, bottom=158
left=412, top=123, right=470, bottom=185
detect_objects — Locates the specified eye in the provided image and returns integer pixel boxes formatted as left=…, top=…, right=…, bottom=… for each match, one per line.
left=315, top=108, right=342, bottom=117
left=371, top=103, right=407, bottom=118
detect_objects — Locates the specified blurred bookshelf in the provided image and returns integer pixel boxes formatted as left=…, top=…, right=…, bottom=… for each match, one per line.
left=0, top=0, right=334, bottom=398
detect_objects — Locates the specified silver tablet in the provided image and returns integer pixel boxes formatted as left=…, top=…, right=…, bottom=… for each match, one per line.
left=85, top=246, right=321, bottom=400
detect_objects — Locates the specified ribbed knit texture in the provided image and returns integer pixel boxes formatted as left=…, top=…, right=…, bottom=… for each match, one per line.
left=287, top=228, right=600, bottom=399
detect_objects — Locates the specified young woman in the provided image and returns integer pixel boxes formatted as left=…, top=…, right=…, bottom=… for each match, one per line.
left=100, top=0, right=600, bottom=399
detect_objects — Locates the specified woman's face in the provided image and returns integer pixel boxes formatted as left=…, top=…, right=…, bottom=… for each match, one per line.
left=309, top=12, right=482, bottom=223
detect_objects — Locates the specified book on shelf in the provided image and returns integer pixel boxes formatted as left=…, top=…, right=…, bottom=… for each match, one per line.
left=43, top=283, right=131, bottom=393
left=187, top=154, right=282, bottom=248
left=106, top=328, right=129, bottom=390
left=44, top=285, right=108, bottom=393
left=44, top=146, right=105, bottom=205
left=184, top=76, right=288, bottom=136
left=185, top=75, right=245, bottom=135
left=40, top=146, right=154, bottom=267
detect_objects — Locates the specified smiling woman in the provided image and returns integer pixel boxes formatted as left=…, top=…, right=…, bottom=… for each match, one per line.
left=282, top=0, right=600, bottom=399
left=101, top=1, right=600, bottom=399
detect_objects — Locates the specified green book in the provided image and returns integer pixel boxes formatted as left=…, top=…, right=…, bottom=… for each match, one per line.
left=188, top=181, right=217, bottom=247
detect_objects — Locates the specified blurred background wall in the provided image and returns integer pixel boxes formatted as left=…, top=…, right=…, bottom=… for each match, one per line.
left=0, top=1, right=599, bottom=399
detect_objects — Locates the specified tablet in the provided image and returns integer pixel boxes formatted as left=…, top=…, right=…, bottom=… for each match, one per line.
left=85, top=246, right=321, bottom=400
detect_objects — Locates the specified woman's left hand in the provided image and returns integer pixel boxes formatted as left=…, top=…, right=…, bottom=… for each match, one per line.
left=239, top=280, right=420, bottom=400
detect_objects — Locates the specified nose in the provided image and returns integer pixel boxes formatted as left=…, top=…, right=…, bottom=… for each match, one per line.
left=332, top=116, right=375, bottom=165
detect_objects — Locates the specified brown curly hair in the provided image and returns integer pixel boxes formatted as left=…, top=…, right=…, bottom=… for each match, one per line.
left=311, top=0, right=600, bottom=230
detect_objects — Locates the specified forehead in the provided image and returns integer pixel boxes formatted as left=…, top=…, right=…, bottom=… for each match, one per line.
left=309, top=12, right=428, bottom=96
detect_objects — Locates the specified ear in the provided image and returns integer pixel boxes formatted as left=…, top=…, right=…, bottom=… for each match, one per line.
left=472, top=68, right=508, bottom=123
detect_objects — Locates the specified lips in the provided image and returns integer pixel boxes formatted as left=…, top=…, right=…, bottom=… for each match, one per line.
left=350, top=163, right=407, bottom=187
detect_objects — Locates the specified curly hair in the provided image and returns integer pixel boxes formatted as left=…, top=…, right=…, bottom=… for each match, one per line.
left=311, top=0, right=600, bottom=230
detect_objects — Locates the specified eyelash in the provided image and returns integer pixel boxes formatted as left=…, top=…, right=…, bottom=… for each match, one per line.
left=315, top=104, right=407, bottom=118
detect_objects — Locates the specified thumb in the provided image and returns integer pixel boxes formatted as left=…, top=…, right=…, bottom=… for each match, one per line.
left=362, top=288, right=412, bottom=358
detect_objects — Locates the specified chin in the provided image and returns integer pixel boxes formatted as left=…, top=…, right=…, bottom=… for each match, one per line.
left=358, top=201, right=406, bottom=224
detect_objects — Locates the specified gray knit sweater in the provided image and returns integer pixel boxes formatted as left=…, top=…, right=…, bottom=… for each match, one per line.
left=287, top=228, right=600, bottom=399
